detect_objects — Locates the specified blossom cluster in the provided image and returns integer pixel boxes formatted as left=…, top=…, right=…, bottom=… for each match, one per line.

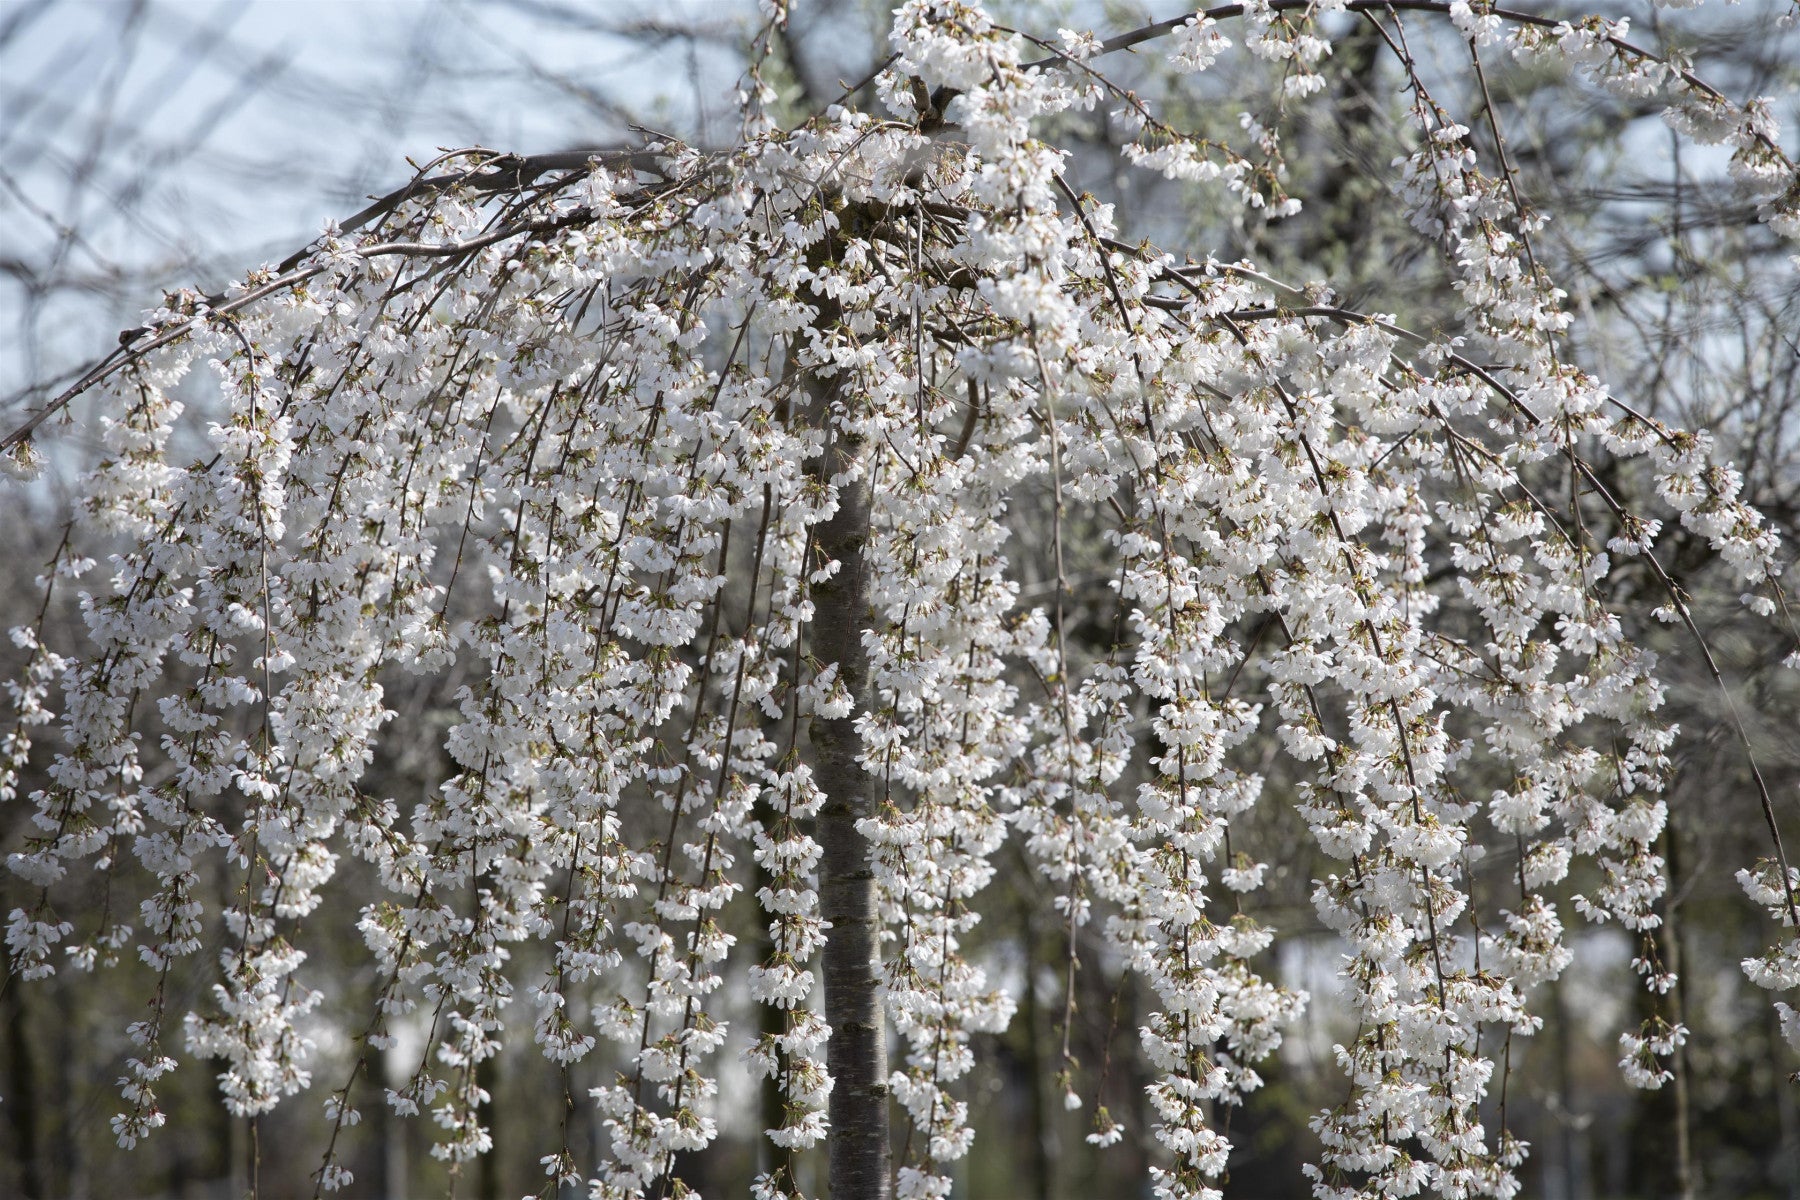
left=3, top=2, right=1797, bottom=1198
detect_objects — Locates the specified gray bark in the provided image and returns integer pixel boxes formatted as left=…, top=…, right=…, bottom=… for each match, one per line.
left=3, top=975, right=42, bottom=1198
left=808, top=369, right=891, bottom=1200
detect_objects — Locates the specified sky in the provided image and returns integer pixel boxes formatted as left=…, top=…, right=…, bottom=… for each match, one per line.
left=0, top=0, right=768, bottom=403
left=6, top=0, right=1794, bottom=413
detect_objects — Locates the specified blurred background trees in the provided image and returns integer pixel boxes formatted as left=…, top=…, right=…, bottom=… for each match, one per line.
left=2, top=1, right=1797, bottom=1196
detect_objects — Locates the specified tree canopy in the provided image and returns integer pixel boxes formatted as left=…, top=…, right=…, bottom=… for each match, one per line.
left=4, top=2, right=1800, bottom=1198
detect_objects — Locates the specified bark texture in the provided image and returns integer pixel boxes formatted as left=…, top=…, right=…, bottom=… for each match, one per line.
left=808, top=369, right=890, bottom=1200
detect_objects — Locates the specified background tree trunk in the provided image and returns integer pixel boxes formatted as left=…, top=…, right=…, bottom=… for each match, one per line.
left=3, top=977, right=43, bottom=1199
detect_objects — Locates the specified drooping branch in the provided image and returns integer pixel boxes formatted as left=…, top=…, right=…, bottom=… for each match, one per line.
left=0, top=146, right=690, bottom=454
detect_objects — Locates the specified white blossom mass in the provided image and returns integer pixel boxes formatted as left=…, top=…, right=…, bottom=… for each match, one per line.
left=4, top=2, right=1799, bottom=1198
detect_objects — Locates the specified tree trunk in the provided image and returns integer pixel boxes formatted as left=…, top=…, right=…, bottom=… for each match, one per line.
left=1662, top=829, right=1694, bottom=1200
left=1016, top=882, right=1051, bottom=1200
left=808, top=366, right=891, bottom=1200
left=3, top=973, right=42, bottom=1198
left=477, top=1052, right=500, bottom=1199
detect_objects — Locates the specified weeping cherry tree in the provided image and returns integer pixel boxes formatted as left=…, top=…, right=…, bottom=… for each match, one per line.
left=4, top=2, right=1800, bottom=1198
